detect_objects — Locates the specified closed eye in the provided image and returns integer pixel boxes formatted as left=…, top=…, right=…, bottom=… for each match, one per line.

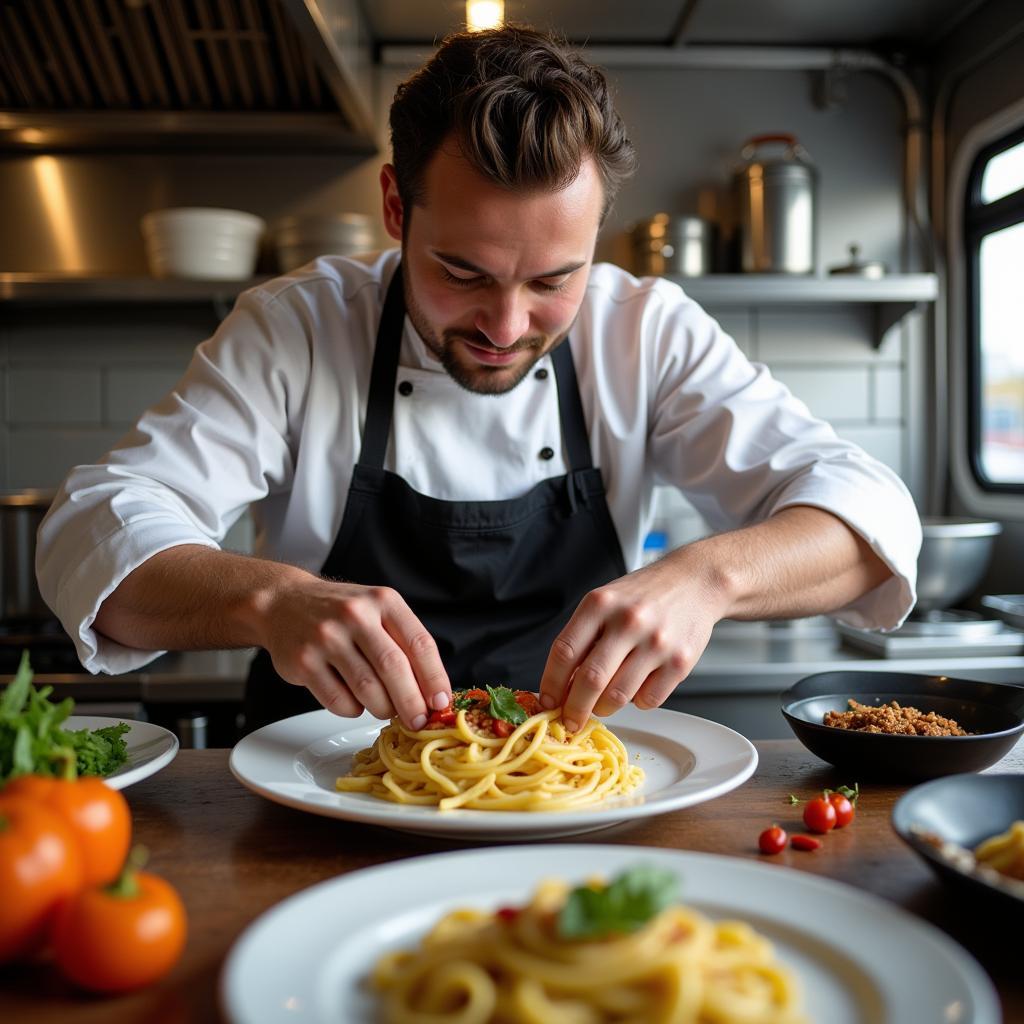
left=440, top=266, right=484, bottom=288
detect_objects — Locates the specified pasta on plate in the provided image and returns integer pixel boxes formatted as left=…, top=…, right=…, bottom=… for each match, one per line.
left=370, top=866, right=809, bottom=1024
left=335, top=687, right=644, bottom=812
left=974, top=819, right=1024, bottom=881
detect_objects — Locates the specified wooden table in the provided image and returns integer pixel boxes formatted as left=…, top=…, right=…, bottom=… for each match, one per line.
left=2, top=741, right=1022, bottom=1023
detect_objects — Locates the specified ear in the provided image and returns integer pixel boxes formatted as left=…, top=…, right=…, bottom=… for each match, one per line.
left=380, top=164, right=404, bottom=242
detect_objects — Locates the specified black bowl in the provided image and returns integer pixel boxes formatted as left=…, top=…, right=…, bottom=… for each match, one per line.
left=892, top=773, right=1024, bottom=916
left=780, top=670, right=1024, bottom=781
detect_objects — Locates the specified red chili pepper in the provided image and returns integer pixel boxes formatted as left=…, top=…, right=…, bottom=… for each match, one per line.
left=790, top=834, right=822, bottom=851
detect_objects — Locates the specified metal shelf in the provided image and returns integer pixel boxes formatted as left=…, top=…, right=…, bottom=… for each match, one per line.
left=0, top=273, right=271, bottom=305
left=1, top=272, right=939, bottom=348
left=664, top=272, right=939, bottom=348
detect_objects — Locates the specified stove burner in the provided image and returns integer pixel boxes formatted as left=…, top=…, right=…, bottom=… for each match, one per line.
left=898, top=609, right=1004, bottom=638
left=837, top=596, right=1024, bottom=659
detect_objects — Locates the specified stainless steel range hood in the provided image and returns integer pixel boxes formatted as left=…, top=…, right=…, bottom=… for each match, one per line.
left=0, top=0, right=376, bottom=153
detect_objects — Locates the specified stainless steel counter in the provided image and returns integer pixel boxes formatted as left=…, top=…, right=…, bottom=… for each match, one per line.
left=684, top=618, right=1024, bottom=692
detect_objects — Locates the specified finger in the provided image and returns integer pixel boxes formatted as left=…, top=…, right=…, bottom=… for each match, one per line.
left=335, top=588, right=430, bottom=729
left=284, top=649, right=364, bottom=718
left=378, top=590, right=452, bottom=711
left=633, top=654, right=693, bottom=710
left=538, top=590, right=610, bottom=711
left=559, top=629, right=639, bottom=734
left=592, top=646, right=660, bottom=717
left=324, top=638, right=399, bottom=721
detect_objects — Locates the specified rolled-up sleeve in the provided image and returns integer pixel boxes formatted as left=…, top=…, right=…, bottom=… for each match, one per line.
left=646, top=285, right=921, bottom=631
left=36, top=289, right=309, bottom=673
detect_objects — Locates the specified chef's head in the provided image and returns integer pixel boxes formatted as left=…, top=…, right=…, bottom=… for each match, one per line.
left=380, top=25, right=636, bottom=394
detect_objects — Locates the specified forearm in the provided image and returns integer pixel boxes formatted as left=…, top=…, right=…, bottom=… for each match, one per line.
left=669, top=505, right=893, bottom=621
left=92, top=544, right=311, bottom=652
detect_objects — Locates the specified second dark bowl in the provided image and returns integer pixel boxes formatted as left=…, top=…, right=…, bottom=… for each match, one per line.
left=780, top=670, right=1024, bottom=781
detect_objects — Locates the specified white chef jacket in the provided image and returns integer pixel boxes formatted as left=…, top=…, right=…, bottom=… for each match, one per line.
left=37, top=249, right=921, bottom=675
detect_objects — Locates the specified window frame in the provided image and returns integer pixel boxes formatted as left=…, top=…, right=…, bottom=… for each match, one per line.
left=964, top=125, right=1024, bottom=495
left=949, top=97, right=1024, bottom=521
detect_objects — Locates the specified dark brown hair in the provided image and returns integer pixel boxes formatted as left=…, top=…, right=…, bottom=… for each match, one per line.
left=389, top=25, right=636, bottom=222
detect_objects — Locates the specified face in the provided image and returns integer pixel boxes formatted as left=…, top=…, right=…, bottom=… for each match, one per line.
left=380, top=142, right=604, bottom=395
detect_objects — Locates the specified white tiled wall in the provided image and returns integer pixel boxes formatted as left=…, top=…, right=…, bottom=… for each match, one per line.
left=2, top=300, right=909, bottom=556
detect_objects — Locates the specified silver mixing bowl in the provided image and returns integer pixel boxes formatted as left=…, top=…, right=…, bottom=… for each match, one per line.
left=915, top=517, right=1002, bottom=613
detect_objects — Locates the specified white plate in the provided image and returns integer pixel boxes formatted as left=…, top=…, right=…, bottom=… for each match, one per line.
left=229, top=706, right=757, bottom=839
left=221, top=844, right=1000, bottom=1024
left=66, top=715, right=179, bottom=789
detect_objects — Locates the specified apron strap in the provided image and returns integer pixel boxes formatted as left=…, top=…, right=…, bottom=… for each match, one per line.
left=357, top=263, right=406, bottom=469
left=552, top=340, right=593, bottom=472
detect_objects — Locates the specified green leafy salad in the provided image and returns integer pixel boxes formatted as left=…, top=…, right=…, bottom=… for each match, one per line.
left=0, top=651, right=131, bottom=783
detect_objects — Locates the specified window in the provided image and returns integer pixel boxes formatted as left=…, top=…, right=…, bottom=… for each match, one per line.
left=966, top=129, right=1024, bottom=489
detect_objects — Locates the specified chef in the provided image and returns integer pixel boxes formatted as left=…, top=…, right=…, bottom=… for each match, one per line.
left=37, top=25, right=921, bottom=735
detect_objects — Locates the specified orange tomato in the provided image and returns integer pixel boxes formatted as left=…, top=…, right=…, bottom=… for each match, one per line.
left=52, top=868, right=187, bottom=993
left=3, top=774, right=131, bottom=887
left=0, top=795, right=83, bottom=963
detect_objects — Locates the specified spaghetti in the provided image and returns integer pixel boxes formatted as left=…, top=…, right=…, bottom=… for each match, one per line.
left=974, top=820, right=1024, bottom=881
left=370, top=867, right=809, bottom=1024
left=335, top=687, right=644, bottom=812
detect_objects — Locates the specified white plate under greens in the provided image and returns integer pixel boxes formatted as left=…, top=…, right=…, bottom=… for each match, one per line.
left=66, top=715, right=179, bottom=789
left=221, top=845, right=1000, bottom=1024
left=228, top=706, right=758, bottom=840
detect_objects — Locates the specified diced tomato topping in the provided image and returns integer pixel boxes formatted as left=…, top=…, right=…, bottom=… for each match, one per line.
left=465, top=688, right=488, bottom=702
left=492, top=719, right=513, bottom=738
left=514, top=691, right=541, bottom=716
left=425, top=707, right=456, bottom=728
left=496, top=906, right=521, bottom=922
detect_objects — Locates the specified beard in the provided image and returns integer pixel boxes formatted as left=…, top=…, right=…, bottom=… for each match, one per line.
left=402, top=274, right=568, bottom=396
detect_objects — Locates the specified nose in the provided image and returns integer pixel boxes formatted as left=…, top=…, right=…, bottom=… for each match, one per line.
left=474, top=289, right=531, bottom=349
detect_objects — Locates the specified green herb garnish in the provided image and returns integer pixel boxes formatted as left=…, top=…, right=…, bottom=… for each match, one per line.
left=0, top=651, right=130, bottom=783
left=557, top=866, right=680, bottom=940
left=485, top=685, right=527, bottom=726
left=453, top=692, right=478, bottom=711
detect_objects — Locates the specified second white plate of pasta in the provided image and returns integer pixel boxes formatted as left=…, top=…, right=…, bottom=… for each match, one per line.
left=220, top=844, right=1000, bottom=1024
left=229, top=705, right=757, bottom=839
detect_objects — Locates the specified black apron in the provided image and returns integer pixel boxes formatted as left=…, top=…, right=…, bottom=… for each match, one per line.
left=244, top=264, right=628, bottom=730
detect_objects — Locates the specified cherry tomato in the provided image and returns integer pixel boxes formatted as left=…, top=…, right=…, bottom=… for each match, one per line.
left=790, top=834, right=822, bottom=851
left=492, top=719, right=513, bottom=738
left=52, top=866, right=187, bottom=993
left=3, top=774, right=131, bottom=887
left=0, top=795, right=83, bottom=963
left=425, top=707, right=456, bottom=728
left=827, top=791, right=855, bottom=828
left=802, top=796, right=837, bottom=834
left=758, top=825, right=787, bottom=855
left=514, top=691, right=542, bottom=716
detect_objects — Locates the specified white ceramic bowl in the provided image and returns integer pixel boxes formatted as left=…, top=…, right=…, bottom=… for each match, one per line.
left=141, top=207, right=265, bottom=280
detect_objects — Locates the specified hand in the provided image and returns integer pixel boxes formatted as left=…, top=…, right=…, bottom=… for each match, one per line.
left=538, top=553, right=730, bottom=732
left=261, top=576, right=451, bottom=729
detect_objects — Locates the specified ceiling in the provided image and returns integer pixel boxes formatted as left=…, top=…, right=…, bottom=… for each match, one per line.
left=362, top=0, right=988, bottom=50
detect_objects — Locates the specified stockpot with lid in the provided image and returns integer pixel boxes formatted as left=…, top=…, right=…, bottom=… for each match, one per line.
left=735, top=133, right=817, bottom=274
